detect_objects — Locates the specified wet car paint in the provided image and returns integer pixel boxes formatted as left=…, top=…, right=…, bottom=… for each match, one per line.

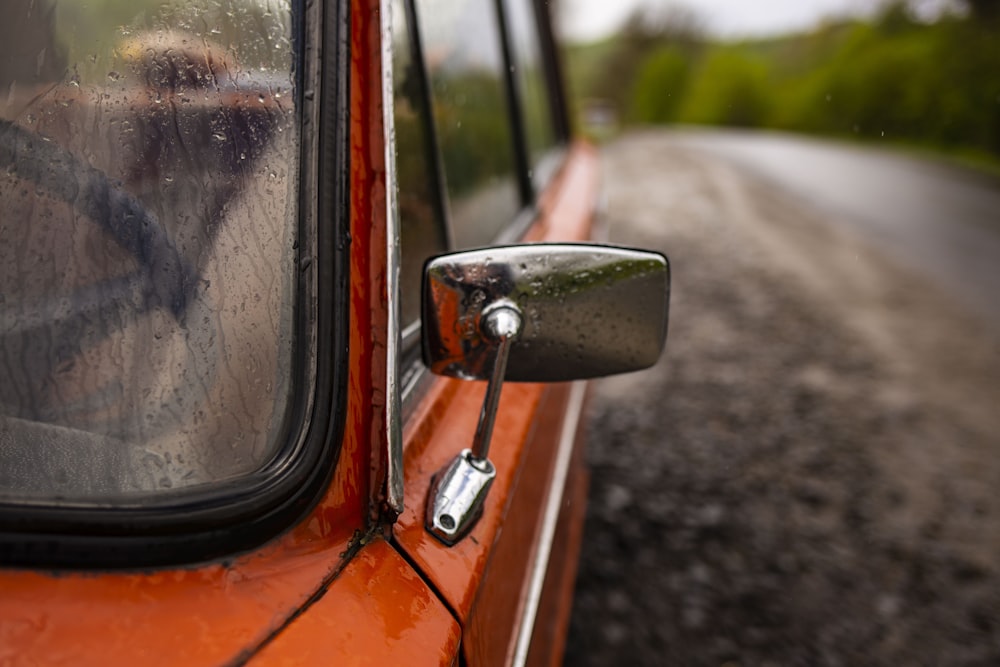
left=248, top=538, right=461, bottom=666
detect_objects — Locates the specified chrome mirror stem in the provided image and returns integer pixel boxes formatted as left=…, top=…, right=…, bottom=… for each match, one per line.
left=426, top=302, right=522, bottom=545
left=470, top=302, right=522, bottom=462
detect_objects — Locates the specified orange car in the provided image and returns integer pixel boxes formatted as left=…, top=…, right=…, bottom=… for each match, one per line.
left=0, top=0, right=668, bottom=664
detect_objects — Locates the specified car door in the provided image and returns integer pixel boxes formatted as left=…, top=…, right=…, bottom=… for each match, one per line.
left=387, top=0, right=600, bottom=663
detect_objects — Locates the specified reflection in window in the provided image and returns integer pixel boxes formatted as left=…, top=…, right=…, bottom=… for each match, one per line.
left=415, top=0, right=520, bottom=249
left=504, top=0, right=559, bottom=179
left=392, top=0, right=450, bottom=327
left=0, top=0, right=299, bottom=500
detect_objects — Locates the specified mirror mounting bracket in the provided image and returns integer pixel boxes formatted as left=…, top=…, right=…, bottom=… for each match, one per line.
left=425, top=301, right=522, bottom=545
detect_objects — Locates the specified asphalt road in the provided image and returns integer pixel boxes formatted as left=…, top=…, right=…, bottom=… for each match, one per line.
left=668, top=130, right=1000, bottom=325
left=565, top=130, right=1000, bottom=666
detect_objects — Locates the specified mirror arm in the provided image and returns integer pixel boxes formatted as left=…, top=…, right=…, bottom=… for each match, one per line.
left=470, top=302, right=522, bottom=463
left=425, top=301, right=522, bottom=545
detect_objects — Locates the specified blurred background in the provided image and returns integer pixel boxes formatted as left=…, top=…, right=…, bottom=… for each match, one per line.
left=552, top=1, right=1000, bottom=665
left=556, top=0, right=999, bottom=167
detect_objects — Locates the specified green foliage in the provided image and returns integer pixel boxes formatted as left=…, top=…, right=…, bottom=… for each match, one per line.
left=630, top=47, right=691, bottom=124
left=580, top=5, right=705, bottom=127
left=573, top=4, right=1000, bottom=159
left=431, top=72, right=513, bottom=196
left=676, top=49, right=770, bottom=128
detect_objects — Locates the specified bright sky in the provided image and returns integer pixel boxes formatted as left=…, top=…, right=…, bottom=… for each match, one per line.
left=556, top=0, right=952, bottom=41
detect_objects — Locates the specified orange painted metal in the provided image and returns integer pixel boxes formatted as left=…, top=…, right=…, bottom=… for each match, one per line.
left=463, top=384, right=571, bottom=664
left=248, top=537, right=461, bottom=666
left=351, top=0, right=393, bottom=523
left=393, top=143, right=600, bottom=663
left=396, top=379, right=545, bottom=616
left=0, top=2, right=400, bottom=665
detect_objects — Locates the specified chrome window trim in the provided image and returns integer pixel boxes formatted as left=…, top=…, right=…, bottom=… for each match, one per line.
left=382, top=0, right=405, bottom=516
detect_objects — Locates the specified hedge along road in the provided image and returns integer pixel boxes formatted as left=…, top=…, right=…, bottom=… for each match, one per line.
left=566, top=129, right=1000, bottom=666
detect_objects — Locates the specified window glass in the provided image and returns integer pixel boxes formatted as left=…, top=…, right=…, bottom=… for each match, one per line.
left=414, top=0, right=521, bottom=249
left=392, top=0, right=449, bottom=327
left=503, top=0, right=559, bottom=176
left=0, top=0, right=300, bottom=500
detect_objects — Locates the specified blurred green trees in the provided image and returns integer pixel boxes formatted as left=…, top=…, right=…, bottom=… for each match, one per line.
left=677, top=49, right=770, bottom=128
left=569, top=0, right=1000, bottom=159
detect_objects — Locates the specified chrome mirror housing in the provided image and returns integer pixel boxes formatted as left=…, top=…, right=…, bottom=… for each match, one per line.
left=421, top=243, right=670, bottom=383
left=420, top=243, right=669, bottom=546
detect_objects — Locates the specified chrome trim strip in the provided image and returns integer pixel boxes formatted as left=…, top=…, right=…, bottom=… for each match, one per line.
left=510, top=380, right=587, bottom=666
left=400, top=318, right=422, bottom=352
left=381, top=0, right=404, bottom=515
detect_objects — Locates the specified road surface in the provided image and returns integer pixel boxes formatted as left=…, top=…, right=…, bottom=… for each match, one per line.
left=566, top=129, right=1000, bottom=666
left=669, top=129, right=1000, bottom=325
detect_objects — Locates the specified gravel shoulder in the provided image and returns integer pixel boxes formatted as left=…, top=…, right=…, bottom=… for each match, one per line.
left=565, top=130, right=1000, bottom=666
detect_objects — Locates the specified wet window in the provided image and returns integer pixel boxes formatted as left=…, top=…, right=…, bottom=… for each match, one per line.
left=0, top=0, right=300, bottom=500
left=392, top=0, right=450, bottom=328
left=414, top=0, right=521, bottom=249
left=503, top=0, right=560, bottom=181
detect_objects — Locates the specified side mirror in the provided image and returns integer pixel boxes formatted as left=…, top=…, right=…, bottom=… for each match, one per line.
left=422, top=243, right=669, bottom=382
left=421, top=243, right=669, bottom=545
